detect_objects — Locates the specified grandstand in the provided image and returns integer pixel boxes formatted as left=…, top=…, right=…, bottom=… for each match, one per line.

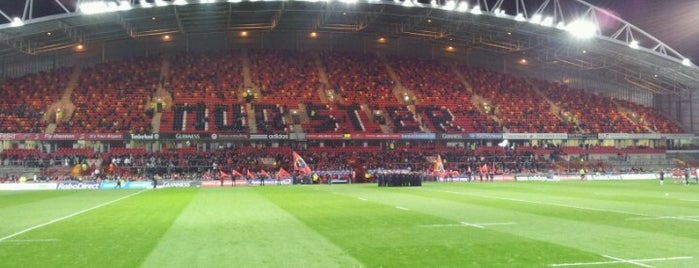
left=0, top=0, right=697, bottom=178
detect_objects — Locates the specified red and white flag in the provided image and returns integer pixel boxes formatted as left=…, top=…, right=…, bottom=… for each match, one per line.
left=276, top=167, right=292, bottom=179
left=293, top=151, right=312, bottom=175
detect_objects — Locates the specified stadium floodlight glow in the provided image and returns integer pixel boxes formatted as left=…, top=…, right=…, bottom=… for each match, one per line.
left=471, top=6, right=482, bottom=15
left=682, top=58, right=692, bottom=66
left=556, top=21, right=566, bottom=30
left=442, top=0, right=456, bottom=10
left=493, top=8, right=506, bottom=17
left=141, top=1, right=153, bottom=8
left=228, top=0, right=241, bottom=2
left=9, top=17, right=24, bottom=27
left=529, top=14, right=542, bottom=24
left=540, top=16, right=554, bottom=27
left=514, top=13, right=525, bottom=22
left=154, top=0, right=170, bottom=6
left=402, top=0, right=415, bottom=8
left=341, top=0, right=358, bottom=4
left=173, top=0, right=189, bottom=5
left=456, top=2, right=468, bottom=12
left=566, top=19, right=597, bottom=39
left=79, top=2, right=109, bottom=15
left=629, top=40, right=640, bottom=49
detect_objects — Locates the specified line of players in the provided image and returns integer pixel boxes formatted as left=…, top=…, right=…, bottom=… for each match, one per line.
left=660, top=167, right=699, bottom=185
left=376, top=171, right=424, bottom=187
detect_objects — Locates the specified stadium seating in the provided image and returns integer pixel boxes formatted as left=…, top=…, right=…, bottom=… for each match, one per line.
left=56, top=57, right=160, bottom=134
left=0, top=68, right=71, bottom=133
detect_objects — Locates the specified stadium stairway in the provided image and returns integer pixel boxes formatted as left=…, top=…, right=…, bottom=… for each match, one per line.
left=451, top=64, right=474, bottom=94
left=241, top=49, right=253, bottom=88
left=312, top=53, right=333, bottom=103
left=45, top=66, right=81, bottom=134
left=245, top=103, right=258, bottom=133
left=150, top=56, right=172, bottom=133
left=377, top=53, right=414, bottom=105
left=525, top=78, right=581, bottom=132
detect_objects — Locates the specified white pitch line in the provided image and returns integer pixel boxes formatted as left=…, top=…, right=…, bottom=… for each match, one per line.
left=549, top=256, right=693, bottom=267
left=418, top=222, right=516, bottom=228
left=680, top=199, right=699, bottom=202
left=358, top=197, right=367, bottom=201
left=2, top=239, right=60, bottom=242
left=395, top=206, right=409, bottom=211
left=627, top=216, right=699, bottom=222
left=0, top=190, right=146, bottom=243
left=433, top=189, right=699, bottom=223
left=602, top=255, right=653, bottom=268
left=460, top=221, right=485, bottom=229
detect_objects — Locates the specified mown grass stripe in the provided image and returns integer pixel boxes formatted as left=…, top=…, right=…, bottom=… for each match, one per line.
left=0, top=190, right=146, bottom=242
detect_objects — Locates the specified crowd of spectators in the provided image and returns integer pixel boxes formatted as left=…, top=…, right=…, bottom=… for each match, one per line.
left=55, top=57, right=160, bottom=134
left=0, top=68, right=71, bottom=133
left=0, top=49, right=686, bottom=136
left=249, top=49, right=321, bottom=102
left=321, top=51, right=394, bottom=105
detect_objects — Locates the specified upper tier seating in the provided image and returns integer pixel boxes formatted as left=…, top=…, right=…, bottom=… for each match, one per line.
left=0, top=68, right=71, bottom=133
left=56, top=57, right=160, bottom=134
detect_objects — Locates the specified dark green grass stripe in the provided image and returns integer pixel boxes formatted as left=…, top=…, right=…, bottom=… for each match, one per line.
left=260, top=186, right=602, bottom=267
left=314, top=184, right=699, bottom=267
left=0, top=188, right=197, bottom=268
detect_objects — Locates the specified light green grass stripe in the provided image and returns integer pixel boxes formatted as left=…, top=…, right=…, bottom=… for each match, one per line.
left=320, top=184, right=699, bottom=267
left=140, top=187, right=365, bottom=268
left=0, top=190, right=142, bottom=238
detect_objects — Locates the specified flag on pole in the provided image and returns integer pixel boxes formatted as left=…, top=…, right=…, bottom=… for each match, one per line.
left=434, top=155, right=446, bottom=178
left=293, top=151, right=312, bottom=175
left=220, top=170, right=231, bottom=178
left=260, top=169, right=271, bottom=178
left=247, top=170, right=255, bottom=179
left=276, top=167, right=291, bottom=179
left=232, top=169, right=244, bottom=179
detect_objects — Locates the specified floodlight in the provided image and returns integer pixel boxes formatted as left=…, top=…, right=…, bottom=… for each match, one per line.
left=471, top=6, right=482, bottom=15
left=566, top=19, right=597, bottom=39
left=79, top=2, right=109, bottom=15
left=628, top=40, right=639, bottom=49
left=493, top=8, right=506, bottom=17
left=555, top=21, right=566, bottom=30
left=228, top=0, right=241, bottom=2
left=402, top=0, right=415, bottom=8
left=9, top=17, right=24, bottom=27
left=682, top=58, right=692, bottom=67
left=154, top=0, right=170, bottom=6
left=173, top=0, right=189, bottom=5
left=514, top=13, right=525, bottom=22
left=529, top=14, right=542, bottom=24
left=456, top=2, right=468, bottom=12
left=442, top=0, right=456, bottom=10
left=117, top=0, right=132, bottom=11
left=541, top=17, right=554, bottom=27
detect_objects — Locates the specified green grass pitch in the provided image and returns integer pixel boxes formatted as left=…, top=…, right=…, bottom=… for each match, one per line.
left=1, top=180, right=698, bottom=267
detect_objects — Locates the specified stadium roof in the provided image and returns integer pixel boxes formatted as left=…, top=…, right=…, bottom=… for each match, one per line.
left=0, top=0, right=697, bottom=95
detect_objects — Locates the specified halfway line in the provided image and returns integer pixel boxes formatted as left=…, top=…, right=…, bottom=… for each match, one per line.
left=395, top=206, right=409, bottom=211
left=0, top=190, right=147, bottom=242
